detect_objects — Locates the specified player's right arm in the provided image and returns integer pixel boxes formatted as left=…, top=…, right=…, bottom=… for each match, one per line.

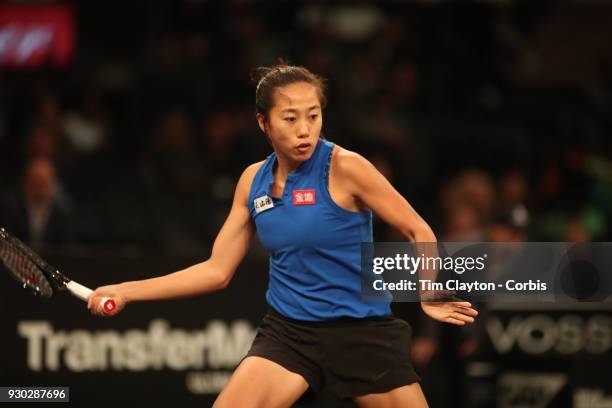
left=88, top=162, right=263, bottom=316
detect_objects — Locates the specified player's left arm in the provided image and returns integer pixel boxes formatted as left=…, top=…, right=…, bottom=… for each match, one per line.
left=335, top=149, right=478, bottom=325
left=334, top=149, right=435, bottom=242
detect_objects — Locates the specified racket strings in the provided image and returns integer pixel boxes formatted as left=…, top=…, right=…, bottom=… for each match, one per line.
left=0, top=238, right=53, bottom=297
left=1, top=239, right=39, bottom=282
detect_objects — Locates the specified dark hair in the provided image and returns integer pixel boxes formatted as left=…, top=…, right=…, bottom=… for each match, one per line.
left=251, top=60, right=327, bottom=119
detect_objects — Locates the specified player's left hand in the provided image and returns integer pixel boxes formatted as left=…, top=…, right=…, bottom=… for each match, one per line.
left=421, top=300, right=478, bottom=326
left=87, top=284, right=127, bottom=317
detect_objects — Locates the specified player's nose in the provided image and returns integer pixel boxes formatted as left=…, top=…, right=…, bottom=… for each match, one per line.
left=297, top=120, right=309, bottom=138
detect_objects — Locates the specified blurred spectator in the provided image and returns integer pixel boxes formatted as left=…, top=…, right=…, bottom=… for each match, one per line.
left=37, top=95, right=64, bottom=137
left=201, top=111, right=242, bottom=176
left=144, top=110, right=204, bottom=195
left=564, top=219, right=591, bottom=242
left=488, top=216, right=527, bottom=243
left=140, top=110, right=211, bottom=253
left=0, top=158, right=74, bottom=248
left=489, top=181, right=530, bottom=242
left=442, top=170, right=496, bottom=230
left=498, top=170, right=528, bottom=212
left=25, top=124, right=61, bottom=161
left=62, top=91, right=110, bottom=155
left=199, top=110, right=250, bottom=235
left=444, top=204, right=484, bottom=242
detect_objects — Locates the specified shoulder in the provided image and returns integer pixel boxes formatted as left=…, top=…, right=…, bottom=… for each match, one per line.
left=243, top=160, right=266, bottom=178
left=238, top=160, right=265, bottom=186
left=330, top=145, right=376, bottom=182
left=235, top=161, right=266, bottom=199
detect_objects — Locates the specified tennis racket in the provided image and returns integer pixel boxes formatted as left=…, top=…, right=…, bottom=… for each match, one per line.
left=0, top=227, right=115, bottom=314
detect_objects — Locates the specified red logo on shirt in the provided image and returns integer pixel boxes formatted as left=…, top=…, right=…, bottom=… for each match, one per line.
left=293, top=189, right=316, bottom=205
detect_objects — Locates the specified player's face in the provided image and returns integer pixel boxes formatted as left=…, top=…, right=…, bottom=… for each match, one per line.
left=258, top=82, right=323, bottom=165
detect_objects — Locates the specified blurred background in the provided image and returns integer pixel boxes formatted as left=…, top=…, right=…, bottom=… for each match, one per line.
left=1, top=1, right=611, bottom=407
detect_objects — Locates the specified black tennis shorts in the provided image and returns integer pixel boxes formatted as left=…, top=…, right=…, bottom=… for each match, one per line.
left=245, top=308, right=421, bottom=399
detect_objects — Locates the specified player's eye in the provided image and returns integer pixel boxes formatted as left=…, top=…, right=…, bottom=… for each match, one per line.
left=310, top=114, right=319, bottom=120
left=284, top=117, right=296, bottom=123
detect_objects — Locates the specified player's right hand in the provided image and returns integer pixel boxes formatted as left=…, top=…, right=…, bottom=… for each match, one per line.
left=87, top=284, right=127, bottom=317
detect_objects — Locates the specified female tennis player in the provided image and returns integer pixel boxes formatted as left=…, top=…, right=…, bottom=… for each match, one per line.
left=89, top=63, right=478, bottom=408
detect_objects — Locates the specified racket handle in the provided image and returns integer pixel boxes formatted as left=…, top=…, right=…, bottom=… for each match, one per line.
left=66, top=281, right=116, bottom=314
left=100, top=297, right=116, bottom=314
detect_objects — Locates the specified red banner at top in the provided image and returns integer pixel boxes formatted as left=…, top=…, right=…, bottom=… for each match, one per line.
left=0, top=4, right=75, bottom=69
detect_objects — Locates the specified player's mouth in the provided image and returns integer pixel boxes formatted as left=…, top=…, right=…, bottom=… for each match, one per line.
left=296, top=143, right=311, bottom=154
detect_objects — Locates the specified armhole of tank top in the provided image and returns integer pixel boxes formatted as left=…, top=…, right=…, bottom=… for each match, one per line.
left=246, top=160, right=267, bottom=215
left=322, top=145, right=369, bottom=218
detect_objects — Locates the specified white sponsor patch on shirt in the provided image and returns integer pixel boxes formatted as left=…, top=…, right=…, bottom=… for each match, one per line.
left=254, top=195, right=274, bottom=213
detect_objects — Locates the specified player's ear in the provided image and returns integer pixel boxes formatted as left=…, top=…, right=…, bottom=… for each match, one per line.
left=256, top=113, right=267, bottom=134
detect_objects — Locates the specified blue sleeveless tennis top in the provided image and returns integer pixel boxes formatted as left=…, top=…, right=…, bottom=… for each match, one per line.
left=247, top=139, right=391, bottom=321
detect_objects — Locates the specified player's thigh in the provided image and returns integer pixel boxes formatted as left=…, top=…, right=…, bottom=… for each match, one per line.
left=213, top=356, right=309, bottom=408
left=353, top=383, right=428, bottom=408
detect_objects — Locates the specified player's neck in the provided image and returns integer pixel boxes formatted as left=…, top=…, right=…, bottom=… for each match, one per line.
left=274, top=154, right=301, bottom=180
